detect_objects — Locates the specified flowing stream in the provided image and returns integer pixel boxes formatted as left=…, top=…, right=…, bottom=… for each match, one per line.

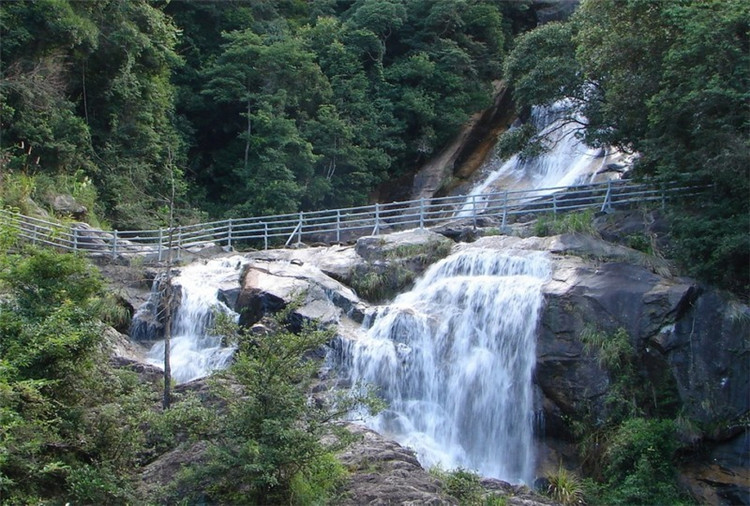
left=337, top=248, right=550, bottom=484
left=456, top=100, right=617, bottom=217
left=140, top=256, right=248, bottom=384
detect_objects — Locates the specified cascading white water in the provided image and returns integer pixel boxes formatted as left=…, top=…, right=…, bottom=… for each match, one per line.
left=456, top=100, right=614, bottom=217
left=145, top=256, right=249, bottom=384
left=339, top=248, right=550, bottom=484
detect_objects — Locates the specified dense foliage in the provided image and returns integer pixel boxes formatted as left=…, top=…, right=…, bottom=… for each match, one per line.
left=504, top=0, right=749, bottom=296
left=575, top=327, right=690, bottom=505
left=0, top=226, right=376, bottom=504
left=1, top=0, right=533, bottom=224
left=0, top=231, right=158, bottom=503
left=171, top=313, right=379, bottom=504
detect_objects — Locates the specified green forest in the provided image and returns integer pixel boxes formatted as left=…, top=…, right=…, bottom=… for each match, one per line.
left=0, top=1, right=748, bottom=503
left=1, top=0, right=522, bottom=226
left=1, top=0, right=747, bottom=292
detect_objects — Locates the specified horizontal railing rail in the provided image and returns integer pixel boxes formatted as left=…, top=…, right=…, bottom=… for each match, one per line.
left=0, top=179, right=705, bottom=262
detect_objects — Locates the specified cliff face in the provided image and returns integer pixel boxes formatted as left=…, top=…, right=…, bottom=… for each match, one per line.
left=408, top=82, right=516, bottom=201
left=459, top=235, right=748, bottom=503
left=227, top=229, right=748, bottom=503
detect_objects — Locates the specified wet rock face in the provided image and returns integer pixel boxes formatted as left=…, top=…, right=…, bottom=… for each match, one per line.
left=463, top=234, right=748, bottom=431
left=665, top=290, right=750, bottom=426
left=536, top=256, right=696, bottom=422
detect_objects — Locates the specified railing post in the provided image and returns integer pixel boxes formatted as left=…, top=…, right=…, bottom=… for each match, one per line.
left=661, top=183, right=666, bottom=210
left=177, top=226, right=182, bottom=261
left=376, top=203, right=381, bottom=235
left=553, top=193, right=558, bottom=215
left=112, top=230, right=118, bottom=259
left=336, top=210, right=341, bottom=243
left=419, top=198, right=425, bottom=229
left=601, top=181, right=613, bottom=213
left=72, top=227, right=78, bottom=252
left=501, top=191, right=508, bottom=230
left=471, top=195, right=477, bottom=228
left=297, top=212, right=303, bottom=245
left=263, top=222, right=268, bottom=250
left=227, top=218, right=233, bottom=250
left=158, top=228, right=163, bottom=262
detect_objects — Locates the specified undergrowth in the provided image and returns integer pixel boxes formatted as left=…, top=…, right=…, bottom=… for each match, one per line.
left=533, top=209, right=598, bottom=237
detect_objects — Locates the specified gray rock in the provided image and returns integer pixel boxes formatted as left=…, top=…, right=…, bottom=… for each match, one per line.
left=335, top=424, right=557, bottom=506
left=335, top=424, right=455, bottom=506
left=354, top=228, right=453, bottom=262
left=49, top=193, right=87, bottom=219
left=246, top=245, right=364, bottom=285
left=236, top=260, right=366, bottom=328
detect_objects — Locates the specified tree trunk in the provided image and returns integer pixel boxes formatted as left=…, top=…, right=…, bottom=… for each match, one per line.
left=244, top=97, right=252, bottom=173
left=162, top=152, right=177, bottom=410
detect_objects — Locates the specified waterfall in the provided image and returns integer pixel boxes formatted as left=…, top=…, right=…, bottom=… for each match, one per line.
left=456, top=100, right=615, bottom=217
left=338, top=248, right=550, bottom=484
left=139, top=256, right=248, bottom=384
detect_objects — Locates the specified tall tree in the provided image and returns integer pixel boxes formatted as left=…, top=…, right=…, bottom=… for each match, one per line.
left=504, top=0, right=750, bottom=295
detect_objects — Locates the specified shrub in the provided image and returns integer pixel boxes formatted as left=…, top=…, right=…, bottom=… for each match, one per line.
left=351, top=264, right=415, bottom=302
left=174, top=315, right=379, bottom=504
left=546, top=465, right=585, bottom=505
left=431, top=467, right=487, bottom=506
left=602, top=418, right=684, bottom=505
left=533, top=209, right=598, bottom=237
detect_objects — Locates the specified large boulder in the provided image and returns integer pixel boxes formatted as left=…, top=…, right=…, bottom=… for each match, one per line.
left=354, top=228, right=453, bottom=263
left=47, top=193, right=87, bottom=219
left=335, top=424, right=557, bottom=506
left=236, top=260, right=367, bottom=329
left=245, top=244, right=364, bottom=286
left=335, top=424, right=453, bottom=505
left=352, top=229, right=454, bottom=302
left=458, top=234, right=749, bottom=502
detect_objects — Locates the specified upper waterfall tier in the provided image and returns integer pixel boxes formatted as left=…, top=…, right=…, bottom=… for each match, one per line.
left=456, top=100, right=627, bottom=217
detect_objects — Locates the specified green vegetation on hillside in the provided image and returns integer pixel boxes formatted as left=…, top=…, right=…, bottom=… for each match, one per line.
left=504, top=0, right=749, bottom=296
left=1, top=0, right=530, bottom=225
left=574, top=327, right=691, bottom=505
left=0, top=223, right=376, bottom=503
left=3, top=0, right=744, bottom=296
left=0, top=232, right=155, bottom=503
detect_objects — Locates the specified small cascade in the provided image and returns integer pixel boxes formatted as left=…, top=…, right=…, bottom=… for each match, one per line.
left=337, top=248, right=550, bottom=484
left=456, top=100, right=617, bottom=217
left=134, top=256, right=249, bottom=384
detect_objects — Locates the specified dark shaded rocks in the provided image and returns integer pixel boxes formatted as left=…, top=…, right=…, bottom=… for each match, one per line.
left=459, top=234, right=749, bottom=502
left=679, top=430, right=750, bottom=505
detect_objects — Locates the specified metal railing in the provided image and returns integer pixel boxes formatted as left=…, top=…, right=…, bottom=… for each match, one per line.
left=0, top=179, right=704, bottom=262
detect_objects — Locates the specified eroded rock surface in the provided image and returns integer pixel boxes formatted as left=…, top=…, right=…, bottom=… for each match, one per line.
left=335, top=424, right=558, bottom=506
left=237, top=259, right=366, bottom=328
left=458, top=233, right=749, bottom=503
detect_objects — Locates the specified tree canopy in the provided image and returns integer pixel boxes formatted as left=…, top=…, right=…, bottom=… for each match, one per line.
left=504, top=0, right=749, bottom=295
left=2, top=0, right=747, bottom=294
left=1, top=0, right=525, bottom=222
